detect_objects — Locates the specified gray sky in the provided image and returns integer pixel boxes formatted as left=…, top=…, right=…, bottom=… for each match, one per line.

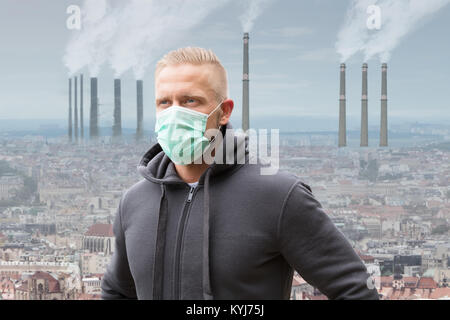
left=0, top=0, right=449, bottom=131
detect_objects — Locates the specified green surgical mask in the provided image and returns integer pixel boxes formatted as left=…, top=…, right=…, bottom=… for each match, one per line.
left=155, top=101, right=223, bottom=165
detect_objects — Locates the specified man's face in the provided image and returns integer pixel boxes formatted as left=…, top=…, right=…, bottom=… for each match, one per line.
left=155, top=63, right=232, bottom=132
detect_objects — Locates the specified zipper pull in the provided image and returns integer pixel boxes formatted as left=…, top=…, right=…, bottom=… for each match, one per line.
left=187, top=186, right=195, bottom=203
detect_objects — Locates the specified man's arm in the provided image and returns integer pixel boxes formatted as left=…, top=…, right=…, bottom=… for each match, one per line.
left=101, top=193, right=138, bottom=300
left=277, top=181, right=379, bottom=300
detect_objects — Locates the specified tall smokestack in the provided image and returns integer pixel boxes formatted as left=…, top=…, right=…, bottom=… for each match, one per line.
left=74, top=76, right=78, bottom=143
left=68, top=78, right=72, bottom=142
left=113, top=79, right=122, bottom=139
left=361, top=63, right=368, bottom=147
left=242, top=32, right=250, bottom=132
left=339, top=63, right=346, bottom=147
left=136, top=80, right=144, bottom=141
left=90, top=77, right=99, bottom=140
left=80, top=74, right=84, bottom=141
left=380, top=63, right=388, bottom=147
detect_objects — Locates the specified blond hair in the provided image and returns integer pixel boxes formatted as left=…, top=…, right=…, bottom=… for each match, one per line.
left=155, top=47, right=229, bottom=103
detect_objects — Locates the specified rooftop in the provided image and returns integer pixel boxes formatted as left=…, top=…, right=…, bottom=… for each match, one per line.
left=84, top=223, right=113, bottom=237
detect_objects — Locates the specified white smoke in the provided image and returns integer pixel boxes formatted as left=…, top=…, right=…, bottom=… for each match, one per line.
left=336, top=0, right=450, bottom=62
left=107, top=0, right=162, bottom=79
left=64, top=0, right=230, bottom=79
left=336, top=0, right=373, bottom=63
left=109, top=0, right=230, bottom=79
left=63, top=0, right=118, bottom=76
left=240, top=0, right=273, bottom=32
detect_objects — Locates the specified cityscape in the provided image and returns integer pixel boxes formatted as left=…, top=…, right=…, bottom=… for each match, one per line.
left=0, top=122, right=449, bottom=300
left=1, top=0, right=449, bottom=301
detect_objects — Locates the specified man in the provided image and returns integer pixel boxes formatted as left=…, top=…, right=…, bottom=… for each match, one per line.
left=101, top=47, right=379, bottom=300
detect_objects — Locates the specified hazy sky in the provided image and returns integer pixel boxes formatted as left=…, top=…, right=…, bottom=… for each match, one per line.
left=0, top=0, right=449, bottom=131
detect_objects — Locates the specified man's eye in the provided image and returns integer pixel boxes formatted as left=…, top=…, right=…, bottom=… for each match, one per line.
left=186, top=99, right=196, bottom=103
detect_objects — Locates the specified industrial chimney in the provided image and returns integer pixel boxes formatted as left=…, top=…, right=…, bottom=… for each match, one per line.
left=361, top=63, right=368, bottom=147
left=68, top=78, right=73, bottom=142
left=80, top=74, right=84, bottom=141
left=90, top=77, right=99, bottom=140
left=380, top=63, right=388, bottom=147
left=136, top=80, right=144, bottom=141
left=242, top=32, right=250, bottom=132
left=338, top=63, right=346, bottom=147
left=113, top=79, right=122, bottom=139
left=74, top=76, right=78, bottom=143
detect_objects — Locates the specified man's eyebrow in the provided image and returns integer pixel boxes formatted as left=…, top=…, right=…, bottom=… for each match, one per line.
left=156, top=94, right=206, bottom=102
left=181, top=95, right=206, bottom=101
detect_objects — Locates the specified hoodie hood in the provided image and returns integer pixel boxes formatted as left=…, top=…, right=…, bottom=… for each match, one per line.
left=136, top=121, right=249, bottom=300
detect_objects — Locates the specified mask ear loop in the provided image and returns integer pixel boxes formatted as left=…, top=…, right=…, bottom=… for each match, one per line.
left=203, top=105, right=223, bottom=164
left=207, top=99, right=225, bottom=118
left=211, top=112, right=224, bottom=143
left=208, top=99, right=225, bottom=143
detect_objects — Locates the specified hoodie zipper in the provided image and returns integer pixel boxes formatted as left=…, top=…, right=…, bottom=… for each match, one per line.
left=173, top=185, right=197, bottom=299
left=187, top=186, right=195, bottom=202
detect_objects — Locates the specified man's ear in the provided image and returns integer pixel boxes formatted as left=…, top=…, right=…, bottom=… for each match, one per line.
left=219, top=99, right=234, bottom=125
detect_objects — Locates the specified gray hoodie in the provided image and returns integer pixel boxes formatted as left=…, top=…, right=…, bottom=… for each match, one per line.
left=100, top=122, right=379, bottom=300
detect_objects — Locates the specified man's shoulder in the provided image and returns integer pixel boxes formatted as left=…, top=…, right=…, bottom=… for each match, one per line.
left=121, top=178, right=159, bottom=206
left=232, top=162, right=313, bottom=198
left=242, top=162, right=311, bottom=189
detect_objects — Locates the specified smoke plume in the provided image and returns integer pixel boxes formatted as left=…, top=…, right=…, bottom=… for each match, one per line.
left=109, top=0, right=229, bottom=79
left=240, top=0, right=273, bottom=32
left=64, top=0, right=229, bottom=79
left=336, top=0, right=450, bottom=62
left=64, top=0, right=118, bottom=76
